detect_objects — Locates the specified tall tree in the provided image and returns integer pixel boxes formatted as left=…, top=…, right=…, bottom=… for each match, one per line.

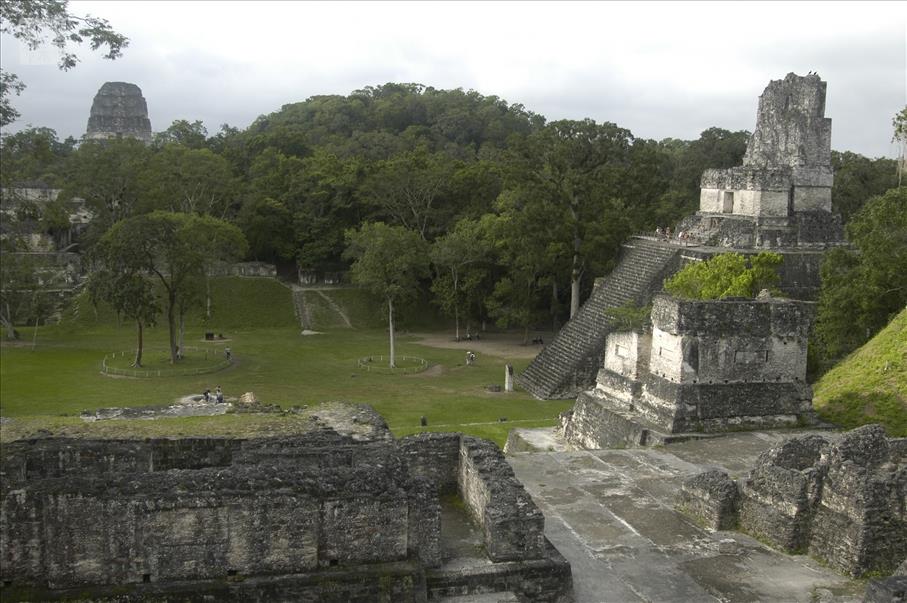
left=0, top=0, right=127, bottom=126
left=60, top=138, right=151, bottom=241
left=87, top=235, right=159, bottom=367
left=362, top=148, right=457, bottom=240
left=815, top=187, right=907, bottom=365
left=0, top=239, right=36, bottom=339
left=513, top=119, right=634, bottom=318
left=238, top=197, right=295, bottom=263
left=0, top=127, right=74, bottom=187
left=137, top=145, right=238, bottom=218
left=152, top=119, right=209, bottom=150
left=99, top=212, right=247, bottom=363
left=481, top=201, right=557, bottom=343
left=344, top=222, right=429, bottom=368
left=893, top=107, right=907, bottom=187
left=831, top=151, right=897, bottom=223
left=430, top=218, right=493, bottom=339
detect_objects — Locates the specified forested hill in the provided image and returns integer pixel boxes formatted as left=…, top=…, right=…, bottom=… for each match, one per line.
left=241, top=83, right=541, bottom=161
left=1, top=83, right=897, bottom=333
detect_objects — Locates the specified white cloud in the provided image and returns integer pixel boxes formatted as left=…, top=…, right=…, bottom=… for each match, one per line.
left=2, top=1, right=904, bottom=156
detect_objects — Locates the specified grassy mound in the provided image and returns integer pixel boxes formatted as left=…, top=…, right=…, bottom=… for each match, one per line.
left=813, top=308, right=907, bottom=436
left=61, top=277, right=297, bottom=331
left=205, top=278, right=296, bottom=330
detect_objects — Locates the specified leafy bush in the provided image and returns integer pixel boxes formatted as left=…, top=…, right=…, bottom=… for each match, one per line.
left=663, top=252, right=783, bottom=300
left=605, top=303, right=651, bottom=331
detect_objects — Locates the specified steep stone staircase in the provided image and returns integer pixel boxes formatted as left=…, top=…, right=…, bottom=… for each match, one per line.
left=291, top=287, right=312, bottom=330
left=517, top=238, right=681, bottom=399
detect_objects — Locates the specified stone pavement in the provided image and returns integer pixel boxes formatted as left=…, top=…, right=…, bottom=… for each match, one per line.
left=507, top=430, right=864, bottom=603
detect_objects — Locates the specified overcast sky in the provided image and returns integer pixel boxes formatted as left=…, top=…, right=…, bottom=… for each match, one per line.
left=1, top=1, right=904, bottom=157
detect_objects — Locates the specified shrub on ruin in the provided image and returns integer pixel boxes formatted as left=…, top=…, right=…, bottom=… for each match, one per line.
left=663, top=252, right=782, bottom=300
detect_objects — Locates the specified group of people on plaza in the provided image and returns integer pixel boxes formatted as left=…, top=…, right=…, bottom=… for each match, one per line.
left=203, top=386, right=224, bottom=404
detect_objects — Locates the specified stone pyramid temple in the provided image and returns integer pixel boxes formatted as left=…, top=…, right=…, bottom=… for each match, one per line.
left=84, top=81, right=152, bottom=144
left=517, top=73, right=847, bottom=400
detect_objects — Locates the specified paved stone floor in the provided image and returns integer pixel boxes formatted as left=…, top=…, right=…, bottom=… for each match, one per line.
left=507, top=429, right=864, bottom=603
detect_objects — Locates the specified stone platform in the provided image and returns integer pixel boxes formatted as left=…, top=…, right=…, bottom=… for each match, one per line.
left=506, top=430, right=865, bottom=603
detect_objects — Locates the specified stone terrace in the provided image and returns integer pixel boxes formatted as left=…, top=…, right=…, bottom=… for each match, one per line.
left=507, top=430, right=866, bottom=602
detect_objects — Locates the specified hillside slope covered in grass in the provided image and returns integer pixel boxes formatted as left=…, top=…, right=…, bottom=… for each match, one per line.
left=62, top=277, right=297, bottom=331
left=813, top=308, right=907, bottom=436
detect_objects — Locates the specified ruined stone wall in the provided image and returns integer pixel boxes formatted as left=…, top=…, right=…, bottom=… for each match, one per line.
left=426, top=544, right=573, bottom=603
left=0, top=433, right=439, bottom=590
left=808, top=427, right=907, bottom=577
left=680, top=425, right=907, bottom=578
left=561, top=294, right=817, bottom=445
left=738, top=435, right=829, bottom=551
left=458, top=437, right=546, bottom=562
left=2, top=424, right=573, bottom=601
left=562, top=392, right=654, bottom=449
left=207, top=261, right=278, bottom=278
left=399, top=432, right=461, bottom=493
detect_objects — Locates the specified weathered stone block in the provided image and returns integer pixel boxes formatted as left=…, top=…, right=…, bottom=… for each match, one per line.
left=458, top=438, right=545, bottom=562
left=864, top=576, right=907, bottom=603
left=809, top=425, right=907, bottom=577
left=738, top=435, right=828, bottom=551
left=677, top=469, right=740, bottom=530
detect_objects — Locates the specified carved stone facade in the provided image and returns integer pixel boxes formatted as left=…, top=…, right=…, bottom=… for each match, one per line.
left=85, top=82, right=152, bottom=144
left=560, top=294, right=816, bottom=449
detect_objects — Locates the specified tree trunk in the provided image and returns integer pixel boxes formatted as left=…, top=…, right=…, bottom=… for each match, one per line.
left=551, top=280, right=560, bottom=333
left=206, top=276, right=212, bottom=320
left=570, top=271, right=581, bottom=319
left=133, top=320, right=144, bottom=367
left=178, top=310, right=186, bottom=359
left=31, top=315, right=39, bottom=351
left=388, top=297, right=396, bottom=369
left=453, top=270, right=460, bottom=340
left=1, top=304, right=18, bottom=340
left=167, top=292, right=178, bottom=364
left=570, top=203, right=582, bottom=319
left=522, top=323, right=529, bottom=346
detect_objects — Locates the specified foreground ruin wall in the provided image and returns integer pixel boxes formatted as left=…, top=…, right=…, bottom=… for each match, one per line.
left=1, top=414, right=572, bottom=602
left=678, top=424, right=907, bottom=578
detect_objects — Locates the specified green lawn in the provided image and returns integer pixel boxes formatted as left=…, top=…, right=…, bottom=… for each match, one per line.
left=1, top=322, right=569, bottom=446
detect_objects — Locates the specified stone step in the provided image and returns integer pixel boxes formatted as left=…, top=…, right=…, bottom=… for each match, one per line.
left=518, top=238, right=681, bottom=399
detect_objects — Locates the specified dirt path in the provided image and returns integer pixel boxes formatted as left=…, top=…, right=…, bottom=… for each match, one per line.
left=315, top=290, right=352, bottom=328
left=411, top=332, right=548, bottom=360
